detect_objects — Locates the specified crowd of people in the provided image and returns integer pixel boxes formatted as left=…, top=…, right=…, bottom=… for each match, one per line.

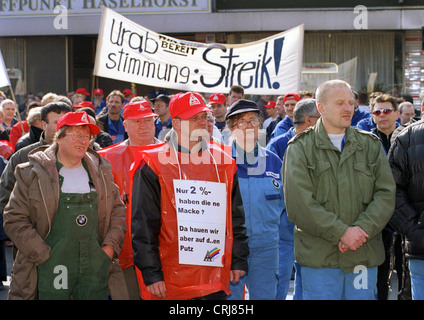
left=0, top=80, right=423, bottom=300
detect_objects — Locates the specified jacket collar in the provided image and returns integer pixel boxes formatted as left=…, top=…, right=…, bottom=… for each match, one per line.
left=314, top=118, right=364, bottom=152
left=28, top=143, right=105, bottom=179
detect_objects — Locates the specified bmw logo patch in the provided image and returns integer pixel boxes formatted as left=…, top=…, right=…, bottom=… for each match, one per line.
left=76, top=215, right=88, bottom=226
left=272, top=178, right=280, bottom=189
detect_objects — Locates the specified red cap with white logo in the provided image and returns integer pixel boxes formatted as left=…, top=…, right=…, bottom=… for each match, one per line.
left=123, top=100, right=158, bottom=120
left=169, top=92, right=212, bottom=120
left=56, top=111, right=100, bottom=135
left=94, top=88, right=103, bottom=95
left=208, top=93, right=226, bottom=105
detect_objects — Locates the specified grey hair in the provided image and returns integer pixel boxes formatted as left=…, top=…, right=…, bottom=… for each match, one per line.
left=27, top=106, right=42, bottom=126
left=399, top=101, right=414, bottom=114
left=293, top=99, right=319, bottom=124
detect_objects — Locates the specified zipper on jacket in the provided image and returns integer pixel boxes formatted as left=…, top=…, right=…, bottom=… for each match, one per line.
left=38, top=180, right=51, bottom=237
left=101, top=169, right=109, bottom=238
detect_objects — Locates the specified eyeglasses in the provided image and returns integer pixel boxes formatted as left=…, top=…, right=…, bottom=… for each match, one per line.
left=66, top=132, right=91, bottom=141
left=372, top=108, right=394, bottom=116
left=234, top=119, right=261, bottom=129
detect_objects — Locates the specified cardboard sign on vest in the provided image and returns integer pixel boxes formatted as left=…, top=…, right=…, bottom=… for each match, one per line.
left=173, top=179, right=227, bottom=267
left=94, top=7, right=304, bottom=95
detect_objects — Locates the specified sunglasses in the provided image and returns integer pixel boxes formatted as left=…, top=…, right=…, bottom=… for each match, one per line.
left=372, top=108, right=394, bottom=116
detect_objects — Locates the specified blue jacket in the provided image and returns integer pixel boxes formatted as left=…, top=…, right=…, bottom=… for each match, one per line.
left=271, top=115, right=294, bottom=139
left=231, top=142, right=283, bottom=248
left=351, top=108, right=370, bottom=127
left=356, top=114, right=375, bottom=131
left=267, top=128, right=295, bottom=161
left=266, top=130, right=295, bottom=242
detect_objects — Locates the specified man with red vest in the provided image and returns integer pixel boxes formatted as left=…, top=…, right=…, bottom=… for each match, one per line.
left=98, top=99, right=160, bottom=299
left=131, top=92, right=249, bottom=300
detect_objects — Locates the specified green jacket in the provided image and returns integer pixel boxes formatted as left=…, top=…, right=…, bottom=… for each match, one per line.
left=282, top=119, right=395, bottom=273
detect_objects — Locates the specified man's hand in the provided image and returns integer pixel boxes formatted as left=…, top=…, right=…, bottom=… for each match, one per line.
left=102, top=245, right=114, bottom=259
left=147, top=281, right=166, bottom=299
left=230, top=270, right=246, bottom=283
left=338, top=241, right=349, bottom=253
left=340, top=226, right=369, bottom=251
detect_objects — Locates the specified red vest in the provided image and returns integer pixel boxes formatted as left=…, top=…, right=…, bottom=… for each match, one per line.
left=130, top=141, right=237, bottom=300
left=98, top=142, right=159, bottom=269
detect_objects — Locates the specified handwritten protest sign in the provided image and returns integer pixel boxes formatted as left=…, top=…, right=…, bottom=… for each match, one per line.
left=94, top=7, right=304, bottom=94
left=173, top=180, right=227, bottom=267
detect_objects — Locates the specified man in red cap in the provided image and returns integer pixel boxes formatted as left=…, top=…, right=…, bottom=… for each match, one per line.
left=262, top=100, right=278, bottom=130
left=131, top=92, right=249, bottom=300
left=76, top=88, right=90, bottom=97
left=270, top=92, right=301, bottom=139
left=208, top=93, right=227, bottom=132
left=92, top=88, right=107, bottom=115
left=122, top=89, right=133, bottom=105
left=98, top=100, right=160, bottom=300
left=4, top=111, right=128, bottom=300
left=74, top=101, right=95, bottom=111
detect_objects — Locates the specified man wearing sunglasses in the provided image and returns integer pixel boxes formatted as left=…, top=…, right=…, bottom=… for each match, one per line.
left=370, top=94, right=399, bottom=154
left=370, top=94, right=408, bottom=300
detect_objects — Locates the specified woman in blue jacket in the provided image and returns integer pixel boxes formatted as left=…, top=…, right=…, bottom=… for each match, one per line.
left=225, top=99, right=283, bottom=300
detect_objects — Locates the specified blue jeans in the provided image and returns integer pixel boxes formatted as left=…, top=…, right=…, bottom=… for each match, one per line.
left=300, top=266, right=378, bottom=300
left=408, top=259, right=424, bottom=300
left=277, top=211, right=295, bottom=300
left=228, top=245, right=278, bottom=300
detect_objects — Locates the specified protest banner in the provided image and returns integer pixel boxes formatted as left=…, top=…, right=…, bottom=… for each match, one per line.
left=94, top=7, right=304, bottom=95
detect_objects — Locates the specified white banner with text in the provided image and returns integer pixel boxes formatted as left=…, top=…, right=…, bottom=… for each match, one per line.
left=93, top=7, right=304, bottom=94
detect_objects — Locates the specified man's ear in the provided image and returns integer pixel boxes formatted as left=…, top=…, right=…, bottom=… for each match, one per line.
left=172, top=118, right=181, bottom=131
left=317, top=102, right=325, bottom=116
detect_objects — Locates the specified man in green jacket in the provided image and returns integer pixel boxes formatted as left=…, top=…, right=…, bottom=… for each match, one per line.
left=283, top=80, right=395, bottom=300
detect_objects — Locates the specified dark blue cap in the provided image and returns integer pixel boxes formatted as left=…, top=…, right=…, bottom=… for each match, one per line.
left=225, top=99, right=259, bottom=120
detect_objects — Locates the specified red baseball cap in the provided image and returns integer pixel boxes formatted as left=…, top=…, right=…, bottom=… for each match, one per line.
left=74, top=101, right=95, bottom=110
left=56, top=111, right=100, bottom=135
left=123, top=100, right=158, bottom=120
left=122, top=89, right=132, bottom=96
left=169, top=92, right=212, bottom=120
left=264, top=100, right=277, bottom=108
left=208, top=93, right=226, bottom=105
left=283, top=93, right=300, bottom=104
left=76, top=88, right=90, bottom=96
left=94, top=88, right=103, bottom=95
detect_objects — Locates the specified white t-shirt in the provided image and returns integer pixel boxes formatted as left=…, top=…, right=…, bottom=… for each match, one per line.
left=328, top=133, right=345, bottom=151
left=59, top=165, right=91, bottom=194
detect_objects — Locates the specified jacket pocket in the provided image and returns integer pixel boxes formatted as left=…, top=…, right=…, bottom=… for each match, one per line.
left=263, top=181, right=283, bottom=226
left=353, top=161, right=375, bottom=204
left=308, top=160, right=331, bottom=205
